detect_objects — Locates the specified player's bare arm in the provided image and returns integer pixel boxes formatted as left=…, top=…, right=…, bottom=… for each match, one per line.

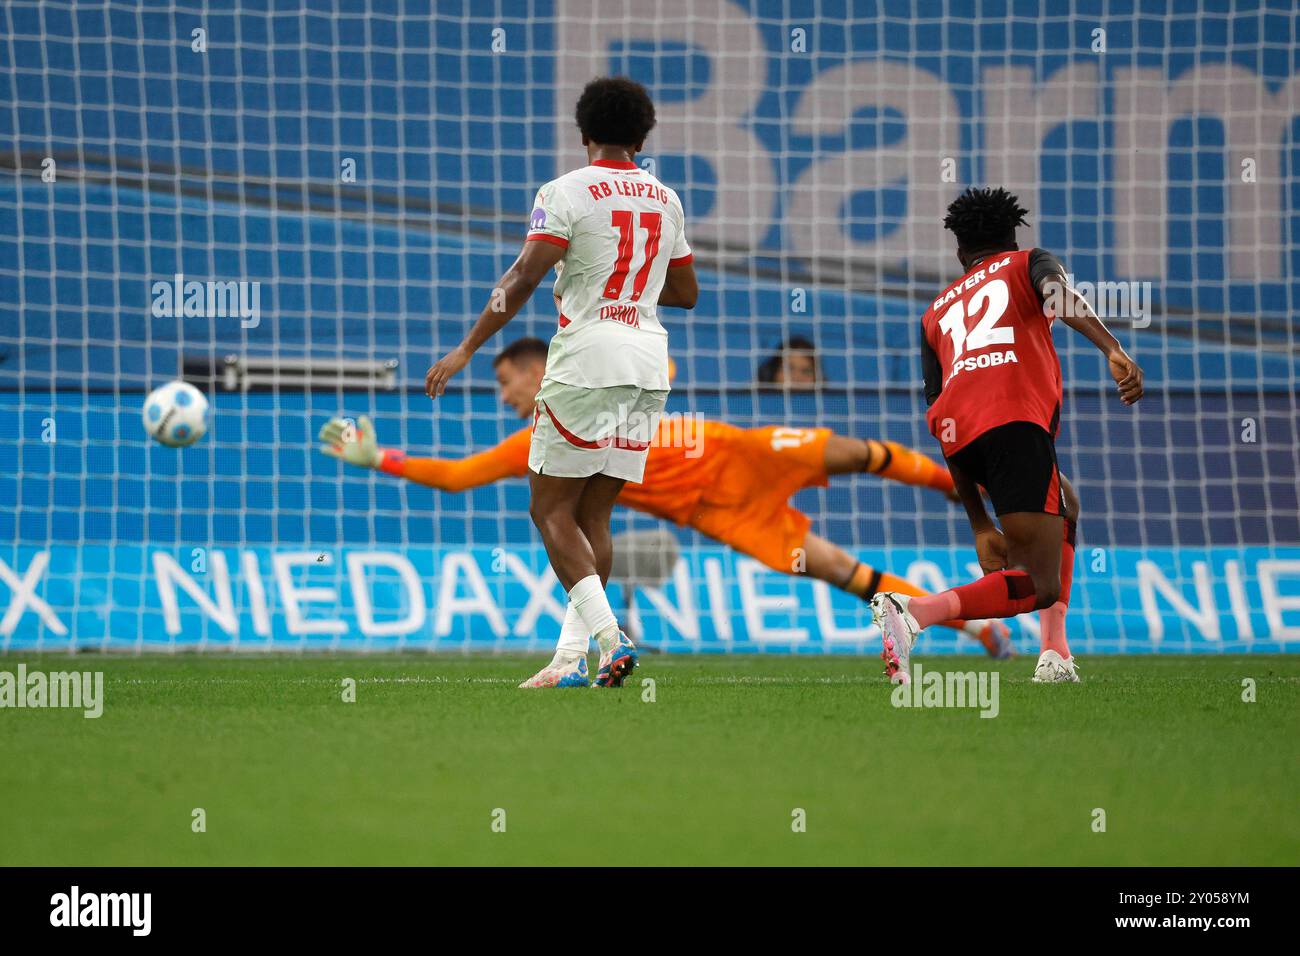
left=1038, top=270, right=1144, bottom=405
left=657, top=260, right=699, bottom=309
left=424, top=239, right=566, bottom=399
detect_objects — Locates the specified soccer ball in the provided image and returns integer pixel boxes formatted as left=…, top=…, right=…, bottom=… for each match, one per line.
left=142, top=381, right=209, bottom=447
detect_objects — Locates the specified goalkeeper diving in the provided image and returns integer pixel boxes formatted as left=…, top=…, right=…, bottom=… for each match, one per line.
left=320, top=337, right=1012, bottom=687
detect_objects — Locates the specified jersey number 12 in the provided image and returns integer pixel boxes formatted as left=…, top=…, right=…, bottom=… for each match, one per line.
left=936, top=277, right=1014, bottom=369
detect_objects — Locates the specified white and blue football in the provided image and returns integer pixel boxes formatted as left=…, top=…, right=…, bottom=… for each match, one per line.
left=142, top=381, right=209, bottom=448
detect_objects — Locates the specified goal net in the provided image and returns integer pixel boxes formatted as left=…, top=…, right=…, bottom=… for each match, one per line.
left=1, top=0, right=1297, bottom=653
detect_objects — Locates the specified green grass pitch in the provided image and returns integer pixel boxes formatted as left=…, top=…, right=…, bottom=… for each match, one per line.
left=1, top=654, right=1296, bottom=866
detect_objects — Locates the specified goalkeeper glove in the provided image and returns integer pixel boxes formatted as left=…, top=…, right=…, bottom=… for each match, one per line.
left=319, top=415, right=383, bottom=469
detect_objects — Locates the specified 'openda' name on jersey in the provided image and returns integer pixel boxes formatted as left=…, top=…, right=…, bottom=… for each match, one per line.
left=598, top=303, right=640, bottom=327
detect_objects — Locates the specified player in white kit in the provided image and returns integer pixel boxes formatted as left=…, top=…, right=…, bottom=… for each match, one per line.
left=425, top=77, right=698, bottom=688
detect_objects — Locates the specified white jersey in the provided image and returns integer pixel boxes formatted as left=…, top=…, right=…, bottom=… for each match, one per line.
left=526, top=159, right=692, bottom=390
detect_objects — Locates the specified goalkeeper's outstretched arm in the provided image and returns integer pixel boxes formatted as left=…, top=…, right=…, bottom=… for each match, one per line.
left=319, top=415, right=528, bottom=493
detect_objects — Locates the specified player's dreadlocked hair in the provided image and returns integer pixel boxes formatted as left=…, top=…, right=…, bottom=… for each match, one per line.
left=575, top=76, right=656, bottom=148
left=943, top=187, right=1030, bottom=253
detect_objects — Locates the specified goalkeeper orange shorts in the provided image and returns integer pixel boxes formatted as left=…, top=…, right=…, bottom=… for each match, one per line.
left=689, top=425, right=831, bottom=574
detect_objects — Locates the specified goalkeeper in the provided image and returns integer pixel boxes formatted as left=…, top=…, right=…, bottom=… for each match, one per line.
left=321, top=338, right=1011, bottom=684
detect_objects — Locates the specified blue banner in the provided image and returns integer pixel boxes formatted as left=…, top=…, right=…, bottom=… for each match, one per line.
left=2, top=544, right=1297, bottom=654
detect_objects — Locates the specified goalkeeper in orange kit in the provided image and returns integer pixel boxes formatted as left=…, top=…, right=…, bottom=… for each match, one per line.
left=321, top=338, right=1012, bottom=677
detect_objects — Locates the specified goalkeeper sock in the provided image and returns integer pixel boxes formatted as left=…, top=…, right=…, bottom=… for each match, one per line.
left=569, top=575, right=618, bottom=647
left=554, top=602, right=589, bottom=662
left=910, top=571, right=1038, bottom=628
left=842, top=561, right=884, bottom=600
left=1039, top=519, right=1077, bottom=657
left=865, top=440, right=955, bottom=496
left=842, top=562, right=970, bottom=630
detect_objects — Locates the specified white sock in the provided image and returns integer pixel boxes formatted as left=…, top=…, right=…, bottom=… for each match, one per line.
left=568, top=574, right=618, bottom=642
left=554, top=602, right=589, bottom=661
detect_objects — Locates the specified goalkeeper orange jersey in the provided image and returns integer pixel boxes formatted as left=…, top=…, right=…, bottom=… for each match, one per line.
left=381, top=419, right=829, bottom=530
left=380, top=419, right=946, bottom=574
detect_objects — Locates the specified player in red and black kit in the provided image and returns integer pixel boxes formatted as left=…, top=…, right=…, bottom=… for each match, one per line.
left=871, top=187, right=1143, bottom=683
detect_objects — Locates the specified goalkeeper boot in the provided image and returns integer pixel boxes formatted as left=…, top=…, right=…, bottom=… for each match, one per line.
left=972, top=619, right=1015, bottom=659
left=1032, top=649, right=1081, bottom=683
left=518, top=654, right=589, bottom=689
left=591, top=630, right=638, bottom=688
left=871, top=592, right=921, bottom=684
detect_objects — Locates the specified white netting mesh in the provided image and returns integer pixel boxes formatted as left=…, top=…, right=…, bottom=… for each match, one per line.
left=1, top=1, right=1297, bottom=652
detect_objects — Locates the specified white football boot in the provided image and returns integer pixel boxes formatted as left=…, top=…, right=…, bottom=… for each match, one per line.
left=1031, top=649, right=1081, bottom=683
left=518, top=654, right=590, bottom=689
left=870, top=592, right=921, bottom=684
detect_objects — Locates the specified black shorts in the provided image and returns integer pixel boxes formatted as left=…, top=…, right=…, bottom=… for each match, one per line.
left=946, top=421, right=1064, bottom=516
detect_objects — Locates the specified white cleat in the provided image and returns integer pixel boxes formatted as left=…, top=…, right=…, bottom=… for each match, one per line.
left=1032, top=649, right=1081, bottom=683
left=870, top=592, right=921, bottom=684
left=518, top=655, right=590, bottom=689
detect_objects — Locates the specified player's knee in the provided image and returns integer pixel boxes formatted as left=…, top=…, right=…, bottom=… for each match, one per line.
left=528, top=500, right=566, bottom=537
left=1032, top=576, right=1061, bottom=610
left=574, top=501, right=609, bottom=533
left=576, top=514, right=608, bottom=545
left=574, top=499, right=606, bottom=526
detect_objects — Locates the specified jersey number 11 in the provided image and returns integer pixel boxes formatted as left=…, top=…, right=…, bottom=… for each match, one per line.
left=603, top=210, right=662, bottom=302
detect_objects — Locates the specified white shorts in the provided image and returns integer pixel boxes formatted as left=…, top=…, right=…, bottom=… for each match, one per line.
left=528, top=379, right=669, bottom=482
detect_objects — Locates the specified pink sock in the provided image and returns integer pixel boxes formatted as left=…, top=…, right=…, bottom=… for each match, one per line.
left=908, top=591, right=962, bottom=629
left=1039, top=601, right=1070, bottom=657
left=1040, top=520, right=1076, bottom=657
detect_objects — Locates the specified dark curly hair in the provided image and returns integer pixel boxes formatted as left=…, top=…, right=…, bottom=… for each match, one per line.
left=943, top=187, right=1030, bottom=253
left=493, top=336, right=548, bottom=368
left=575, top=76, right=656, bottom=148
